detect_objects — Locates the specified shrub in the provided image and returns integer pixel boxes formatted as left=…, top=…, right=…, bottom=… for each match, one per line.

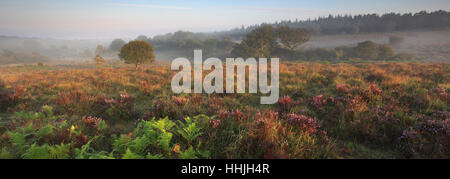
left=354, top=41, right=379, bottom=60
left=393, top=53, right=416, bottom=61
left=389, top=36, right=405, bottom=47
left=378, top=44, right=395, bottom=60
left=105, top=94, right=136, bottom=121
left=303, top=48, right=340, bottom=61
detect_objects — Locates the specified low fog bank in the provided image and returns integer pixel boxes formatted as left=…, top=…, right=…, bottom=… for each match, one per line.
left=1, top=10, right=449, bottom=65
left=0, top=30, right=449, bottom=65
left=0, top=36, right=113, bottom=64
left=305, top=30, right=450, bottom=61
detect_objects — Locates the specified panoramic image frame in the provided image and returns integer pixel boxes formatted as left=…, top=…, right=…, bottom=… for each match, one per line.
left=0, top=0, right=449, bottom=176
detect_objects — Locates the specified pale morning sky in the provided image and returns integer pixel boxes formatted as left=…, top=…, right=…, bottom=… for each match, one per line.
left=0, top=0, right=449, bottom=39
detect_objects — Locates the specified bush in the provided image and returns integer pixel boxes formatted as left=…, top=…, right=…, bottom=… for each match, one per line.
left=393, top=53, right=416, bottom=61
left=289, top=41, right=399, bottom=61
left=354, top=41, right=379, bottom=60
left=378, top=44, right=395, bottom=60
left=389, top=36, right=405, bottom=47
left=305, top=48, right=340, bottom=61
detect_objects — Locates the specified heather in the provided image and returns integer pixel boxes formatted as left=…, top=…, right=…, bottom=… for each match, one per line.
left=0, top=62, right=448, bottom=159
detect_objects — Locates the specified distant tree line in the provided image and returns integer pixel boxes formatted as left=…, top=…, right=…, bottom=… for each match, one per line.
left=216, top=10, right=450, bottom=38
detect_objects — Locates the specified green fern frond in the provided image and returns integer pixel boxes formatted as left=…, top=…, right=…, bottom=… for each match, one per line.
left=122, top=149, right=144, bottom=159
left=22, top=144, right=50, bottom=159
left=179, top=146, right=198, bottom=159
left=151, top=117, right=175, bottom=133
left=177, top=117, right=203, bottom=144
left=49, top=143, right=71, bottom=159
left=157, top=132, right=173, bottom=152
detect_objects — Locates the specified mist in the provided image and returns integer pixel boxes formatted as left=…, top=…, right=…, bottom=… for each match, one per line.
left=304, top=30, right=450, bottom=61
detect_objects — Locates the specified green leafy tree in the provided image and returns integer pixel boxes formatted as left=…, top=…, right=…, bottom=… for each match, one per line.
left=276, top=26, right=310, bottom=50
left=202, top=38, right=219, bottom=55
left=110, top=39, right=126, bottom=52
left=182, top=39, right=203, bottom=49
left=219, top=36, right=235, bottom=53
left=119, top=40, right=155, bottom=70
left=232, top=25, right=278, bottom=58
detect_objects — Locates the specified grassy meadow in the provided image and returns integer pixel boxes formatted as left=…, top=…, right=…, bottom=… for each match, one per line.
left=0, top=62, right=448, bottom=159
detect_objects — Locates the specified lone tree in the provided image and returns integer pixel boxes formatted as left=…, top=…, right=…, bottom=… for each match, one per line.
left=110, top=39, right=126, bottom=52
left=119, top=40, right=155, bottom=70
left=276, top=25, right=310, bottom=50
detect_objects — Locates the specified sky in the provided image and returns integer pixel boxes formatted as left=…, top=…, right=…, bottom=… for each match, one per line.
left=0, top=0, right=449, bottom=39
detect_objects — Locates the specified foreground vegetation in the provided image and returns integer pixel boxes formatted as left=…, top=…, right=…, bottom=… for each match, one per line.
left=0, top=62, right=448, bottom=159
